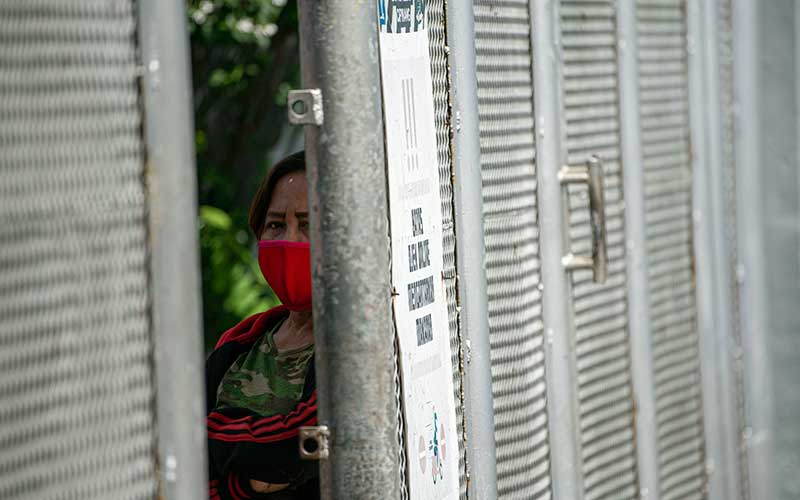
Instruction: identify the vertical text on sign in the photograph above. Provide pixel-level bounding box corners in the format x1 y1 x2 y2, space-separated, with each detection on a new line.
408 239 431 273
416 314 433 346
402 77 420 173
408 275 435 311
411 207 424 236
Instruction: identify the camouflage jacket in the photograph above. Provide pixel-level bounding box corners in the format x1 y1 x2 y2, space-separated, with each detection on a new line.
206 306 319 500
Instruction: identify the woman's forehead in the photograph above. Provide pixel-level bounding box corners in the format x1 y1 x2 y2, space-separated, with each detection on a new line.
268 172 308 209
275 171 306 187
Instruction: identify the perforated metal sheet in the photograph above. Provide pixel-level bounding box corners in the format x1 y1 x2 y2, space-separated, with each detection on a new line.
474 1 552 499
0 2 156 499
559 1 639 499
426 2 468 499
716 0 750 497
393 326 410 500
636 2 706 499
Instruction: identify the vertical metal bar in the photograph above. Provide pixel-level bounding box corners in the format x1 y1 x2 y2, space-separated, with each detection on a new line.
687 1 742 499
703 1 748 497
615 2 660 498
444 3 498 499
530 1 583 498
686 4 727 499
137 1 208 498
732 0 775 498
296 2 401 500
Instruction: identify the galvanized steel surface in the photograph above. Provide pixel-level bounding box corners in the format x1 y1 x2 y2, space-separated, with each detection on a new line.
716 1 751 496
445 0 499 497
733 0 784 498
635 1 706 499
296 1 400 499
0 1 156 498
615 0 660 495
559 1 639 498
687 0 744 498
530 0 584 496
138 0 208 497
755 2 799 497
473 1 552 499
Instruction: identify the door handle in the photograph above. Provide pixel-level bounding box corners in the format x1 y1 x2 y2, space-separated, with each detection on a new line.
558 155 608 284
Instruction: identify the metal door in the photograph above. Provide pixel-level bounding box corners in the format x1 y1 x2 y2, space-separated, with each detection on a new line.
531 1 717 499
473 1 553 499
634 2 706 499
558 2 640 499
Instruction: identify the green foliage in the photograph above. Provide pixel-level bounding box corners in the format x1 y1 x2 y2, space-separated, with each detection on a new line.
199 205 279 352
189 0 300 349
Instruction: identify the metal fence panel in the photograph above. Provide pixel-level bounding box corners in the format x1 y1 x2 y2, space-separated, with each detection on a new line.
426 2 468 498
0 1 156 499
635 2 706 499
473 1 552 499
559 1 640 498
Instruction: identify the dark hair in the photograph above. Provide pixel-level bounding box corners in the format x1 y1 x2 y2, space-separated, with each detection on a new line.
248 150 306 238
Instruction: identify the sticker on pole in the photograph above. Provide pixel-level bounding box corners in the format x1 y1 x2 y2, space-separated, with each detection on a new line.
377 2 459 499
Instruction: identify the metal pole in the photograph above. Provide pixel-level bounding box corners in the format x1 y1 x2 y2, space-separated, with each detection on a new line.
615 2 660 498
686 3 727 499
296 2 401 500
137 1 208 499
687 1 743 498
732 0 775 498
702 1 749 497
444 4 498 499
530 1 583 498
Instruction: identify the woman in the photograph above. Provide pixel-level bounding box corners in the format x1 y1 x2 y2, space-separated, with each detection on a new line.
206 151 319 500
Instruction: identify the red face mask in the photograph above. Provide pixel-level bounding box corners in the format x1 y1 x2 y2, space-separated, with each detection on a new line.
258 240 312 311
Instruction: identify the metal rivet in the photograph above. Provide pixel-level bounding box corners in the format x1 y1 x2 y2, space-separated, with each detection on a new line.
299 425 330 460
288 89 323 126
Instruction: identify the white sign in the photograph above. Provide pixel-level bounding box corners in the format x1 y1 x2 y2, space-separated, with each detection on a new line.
378 2 459 500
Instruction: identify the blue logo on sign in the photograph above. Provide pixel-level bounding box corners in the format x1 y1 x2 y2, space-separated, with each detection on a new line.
378 0 386 26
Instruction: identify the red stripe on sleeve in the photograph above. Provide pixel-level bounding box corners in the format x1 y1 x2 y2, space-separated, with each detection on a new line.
232 472 251 499
207 391 316 428
207 398 316 435
209 479 220 500
207 391 317 442
207 413 317 443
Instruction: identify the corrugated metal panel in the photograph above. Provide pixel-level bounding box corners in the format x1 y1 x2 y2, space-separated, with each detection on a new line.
474 1 552 499
559 1 639 499
717 0 749 497
0 1 156 499
426 2 467 498
635 2 706 499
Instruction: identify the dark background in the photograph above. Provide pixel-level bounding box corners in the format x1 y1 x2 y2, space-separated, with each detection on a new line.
188 0 301 350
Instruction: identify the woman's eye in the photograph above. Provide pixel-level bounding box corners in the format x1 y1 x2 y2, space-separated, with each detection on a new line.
266 222 283 230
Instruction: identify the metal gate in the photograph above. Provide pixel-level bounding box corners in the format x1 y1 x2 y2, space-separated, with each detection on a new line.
635 2 706 499
473 2 552 499
0 2 156 498
469 0 748 499
1 0 789 499
0 1 205 499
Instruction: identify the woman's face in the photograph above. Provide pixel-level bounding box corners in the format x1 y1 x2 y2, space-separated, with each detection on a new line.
260 171 309 242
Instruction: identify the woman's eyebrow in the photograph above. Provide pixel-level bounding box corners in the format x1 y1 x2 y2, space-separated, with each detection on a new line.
295 211 309 219
266 211 286 219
